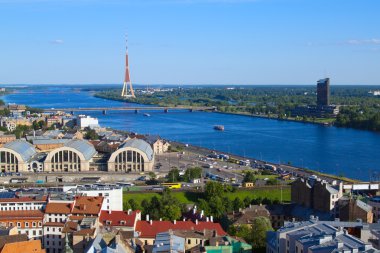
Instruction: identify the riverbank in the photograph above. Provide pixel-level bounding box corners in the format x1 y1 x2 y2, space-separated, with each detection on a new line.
94 92 336 127
170 141 358 184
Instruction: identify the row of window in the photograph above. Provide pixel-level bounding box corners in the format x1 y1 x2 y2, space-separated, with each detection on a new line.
46 226 63 232
8 221 42 228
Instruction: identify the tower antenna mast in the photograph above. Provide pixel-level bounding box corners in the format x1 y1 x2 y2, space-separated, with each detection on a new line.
121 35 135 98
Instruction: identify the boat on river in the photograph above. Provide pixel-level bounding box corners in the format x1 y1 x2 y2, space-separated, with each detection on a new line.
214 125 224 131
144 113 151 117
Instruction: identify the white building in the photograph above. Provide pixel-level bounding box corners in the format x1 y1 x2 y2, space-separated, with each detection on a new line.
77 115 99 129
76 185 123 211
43 199 74 253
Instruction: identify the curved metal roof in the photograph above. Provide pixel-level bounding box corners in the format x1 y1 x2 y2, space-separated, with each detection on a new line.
3 140 37 162
120 139 154 161
64 139 96 161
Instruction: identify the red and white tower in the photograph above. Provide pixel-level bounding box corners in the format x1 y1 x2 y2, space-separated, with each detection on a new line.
121 38 135 98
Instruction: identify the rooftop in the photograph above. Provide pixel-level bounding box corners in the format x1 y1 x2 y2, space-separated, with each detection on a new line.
100 210 140 227
1 239 45 253
45 202 73 214
2 140 37 162
71 196 103 215
135 220 226 238
0 210 44 220
120 139 154 161
64 139 97 160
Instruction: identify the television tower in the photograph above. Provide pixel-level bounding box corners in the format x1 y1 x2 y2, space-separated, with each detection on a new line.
121 37 135 98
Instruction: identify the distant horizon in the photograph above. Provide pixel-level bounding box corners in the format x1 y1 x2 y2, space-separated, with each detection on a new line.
2 83 380 87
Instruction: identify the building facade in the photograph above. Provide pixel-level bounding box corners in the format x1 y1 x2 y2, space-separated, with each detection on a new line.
44 140 97 172
108 139 154 172
317 78 330 107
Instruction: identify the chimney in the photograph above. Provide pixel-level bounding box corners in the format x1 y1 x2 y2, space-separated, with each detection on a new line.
150 220 153 225
108 210 112 214
183 218 186 221
200 210 204 218
193 205 197 214
173 220 176 224
210 216 213 222
128 209 132 215
160 218 162 221
146 214 149 221
249 204 252 208
206 217 209 222
195 219 199 225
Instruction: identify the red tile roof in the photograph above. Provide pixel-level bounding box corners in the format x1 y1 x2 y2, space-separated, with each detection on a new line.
135 220 227 238
0 196 47 203
71 196 103 215
100 210 140 227
1 239 45 253
45 202 72 214
0 210 44 220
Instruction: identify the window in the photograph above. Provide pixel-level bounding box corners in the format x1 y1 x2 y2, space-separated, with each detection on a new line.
17 222 21 228
33 230 36 236
188 239 191 244
9 222 13 227
32 222 36 227
25 222 29 228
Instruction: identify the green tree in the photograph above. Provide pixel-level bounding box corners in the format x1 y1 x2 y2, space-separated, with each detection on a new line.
84 129 99 140
251 217 273 249
128 199 141 211
167 168 180 182
233 197 244 211
183 167 202 182
243 196 252 207
243 171 256 183
204 181 224 200
198 198 211 216
208 196 225 219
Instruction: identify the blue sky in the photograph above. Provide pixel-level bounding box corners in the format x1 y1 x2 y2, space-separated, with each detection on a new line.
0 0 379 85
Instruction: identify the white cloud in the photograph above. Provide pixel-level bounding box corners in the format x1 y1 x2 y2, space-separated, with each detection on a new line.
50 39 64 44
346 39 380 45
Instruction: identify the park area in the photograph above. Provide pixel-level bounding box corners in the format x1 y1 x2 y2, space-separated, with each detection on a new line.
123 186 291 206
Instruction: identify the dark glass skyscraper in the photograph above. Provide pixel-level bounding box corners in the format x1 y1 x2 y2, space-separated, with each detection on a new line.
317 78 330 107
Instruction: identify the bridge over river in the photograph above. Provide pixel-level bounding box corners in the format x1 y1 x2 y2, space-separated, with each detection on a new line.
43 106 216 114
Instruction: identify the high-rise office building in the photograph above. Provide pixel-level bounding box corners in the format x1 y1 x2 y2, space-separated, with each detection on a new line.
317 78 330 106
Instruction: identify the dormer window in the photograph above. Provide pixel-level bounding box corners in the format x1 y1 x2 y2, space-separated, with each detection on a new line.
120 220 126 225
106 220 112 225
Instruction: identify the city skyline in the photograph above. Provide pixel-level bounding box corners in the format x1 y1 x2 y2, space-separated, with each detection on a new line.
1 0 380 85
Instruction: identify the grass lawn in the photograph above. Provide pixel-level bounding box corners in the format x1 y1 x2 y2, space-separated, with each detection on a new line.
123 186 290 206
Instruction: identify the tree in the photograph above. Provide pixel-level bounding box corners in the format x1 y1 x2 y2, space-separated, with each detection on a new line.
208 196 225 219
243 196 252 207
183 167 202 182
198 198 211 216
233 197 244 211
84 129 99 140
204 181 224 200
167 168 180 183
128 199 141 211
243 171 256 183
251 217 273 249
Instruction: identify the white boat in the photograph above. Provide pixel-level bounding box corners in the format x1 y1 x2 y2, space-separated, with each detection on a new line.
144 113 151 117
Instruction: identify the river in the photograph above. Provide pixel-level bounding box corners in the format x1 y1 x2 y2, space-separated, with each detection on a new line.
2 85 380 181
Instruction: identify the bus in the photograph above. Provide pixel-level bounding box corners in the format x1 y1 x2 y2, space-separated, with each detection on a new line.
161 183 182 189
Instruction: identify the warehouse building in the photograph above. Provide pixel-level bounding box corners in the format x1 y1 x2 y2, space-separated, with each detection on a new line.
108 139 154 172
